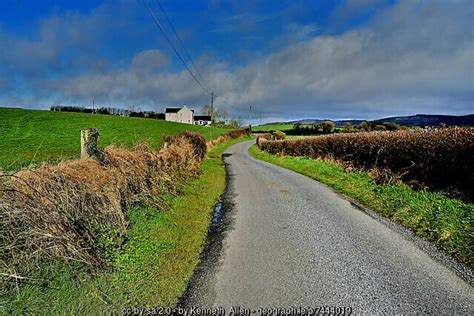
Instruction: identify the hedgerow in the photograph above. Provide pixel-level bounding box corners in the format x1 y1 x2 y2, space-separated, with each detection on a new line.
258 128 474 199
209 127 251 147
0 132 207 273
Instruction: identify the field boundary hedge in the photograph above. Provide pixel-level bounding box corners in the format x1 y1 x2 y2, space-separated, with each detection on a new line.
209 127 251 147
257 128 474 200
0 132 207 273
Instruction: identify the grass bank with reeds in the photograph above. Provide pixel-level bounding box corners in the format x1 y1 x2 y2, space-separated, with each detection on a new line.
0 125 251 312
249 145 473 267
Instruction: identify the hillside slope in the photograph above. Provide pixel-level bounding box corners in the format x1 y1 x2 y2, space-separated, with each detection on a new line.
0 108 227 171
375 114 474 126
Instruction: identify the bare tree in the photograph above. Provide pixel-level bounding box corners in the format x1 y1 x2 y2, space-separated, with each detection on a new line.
214 107 229 123
201 105 211 115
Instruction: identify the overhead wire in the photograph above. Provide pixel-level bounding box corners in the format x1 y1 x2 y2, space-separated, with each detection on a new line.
141 0 238 115
214 94 233 108
140 0 211 95
155 0 209 91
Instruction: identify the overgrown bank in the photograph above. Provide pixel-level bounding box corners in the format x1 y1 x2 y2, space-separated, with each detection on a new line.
249 145 473 267
0 127 251 313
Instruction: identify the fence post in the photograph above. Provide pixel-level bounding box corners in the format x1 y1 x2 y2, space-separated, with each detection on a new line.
81 128 100 159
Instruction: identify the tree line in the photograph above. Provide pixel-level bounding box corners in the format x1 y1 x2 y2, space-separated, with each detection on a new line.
50 105 170 119
286 121 404 135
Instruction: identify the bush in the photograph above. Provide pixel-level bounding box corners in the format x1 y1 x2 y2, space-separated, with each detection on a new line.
272 130 286 140
321 121 335 134
210 127 250 147
256 133 272 147
165 131 207 161
225 127 251 140
259 128 474 199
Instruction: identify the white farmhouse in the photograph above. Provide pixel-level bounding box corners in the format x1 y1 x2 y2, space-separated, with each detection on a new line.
165 106 194 124
194 115 212 126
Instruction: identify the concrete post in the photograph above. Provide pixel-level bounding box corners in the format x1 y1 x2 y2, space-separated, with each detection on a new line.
80 128 100 159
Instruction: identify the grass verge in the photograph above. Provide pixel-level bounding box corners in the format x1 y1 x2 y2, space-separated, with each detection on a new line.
249 145 473 267
0 136 252 313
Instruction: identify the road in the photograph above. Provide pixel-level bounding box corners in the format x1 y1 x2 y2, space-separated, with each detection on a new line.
182 140 473 314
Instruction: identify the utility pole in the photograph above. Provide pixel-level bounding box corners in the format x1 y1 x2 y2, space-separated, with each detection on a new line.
249 105 252 131
210 92 214 142
92 98 95 114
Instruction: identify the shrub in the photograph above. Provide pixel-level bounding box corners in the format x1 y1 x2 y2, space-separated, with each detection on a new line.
210 127 250 147
225 127 251 140
259 127 474 199
272 130 286 140
165 131 207 161
256 133 272 148
321 121 335 134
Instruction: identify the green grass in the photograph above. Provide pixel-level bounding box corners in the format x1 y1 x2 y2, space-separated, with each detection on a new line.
253 124 341 133
1 135 253 314
0 107 228 171
285 135 309 139
254 124 347 133
254 124 300 131
249 145 474 267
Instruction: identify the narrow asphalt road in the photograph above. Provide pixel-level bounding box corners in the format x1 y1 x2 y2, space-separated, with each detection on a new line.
183 140 473 314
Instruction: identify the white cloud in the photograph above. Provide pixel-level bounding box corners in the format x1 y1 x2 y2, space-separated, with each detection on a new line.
1 0 473 120
131 50 170 79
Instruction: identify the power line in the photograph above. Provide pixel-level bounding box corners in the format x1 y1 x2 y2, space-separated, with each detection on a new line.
141 0 237 112
140 0 210 95
156 0 208 90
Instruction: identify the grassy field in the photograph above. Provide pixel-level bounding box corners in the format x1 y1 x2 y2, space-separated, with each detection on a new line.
249 145 473 267
0 107 228 171
1 135 253 313
253 124 332 133
253 124 298 131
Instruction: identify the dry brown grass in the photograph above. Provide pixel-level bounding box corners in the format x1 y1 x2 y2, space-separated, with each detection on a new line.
0 132 206 272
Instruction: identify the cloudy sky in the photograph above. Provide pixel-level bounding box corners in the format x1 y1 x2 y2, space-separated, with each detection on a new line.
0 0 472 123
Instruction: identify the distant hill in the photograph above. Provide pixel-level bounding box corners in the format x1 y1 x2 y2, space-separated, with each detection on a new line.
374 114 474 126
263 114 474 127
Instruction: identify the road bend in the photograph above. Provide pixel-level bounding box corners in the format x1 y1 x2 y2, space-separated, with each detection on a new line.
182 140 473 314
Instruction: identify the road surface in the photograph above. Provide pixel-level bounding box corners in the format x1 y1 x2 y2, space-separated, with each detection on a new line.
182 140 473 314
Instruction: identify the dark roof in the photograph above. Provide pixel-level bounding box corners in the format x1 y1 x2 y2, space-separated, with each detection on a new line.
165 107 195 113
194 115 211 120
